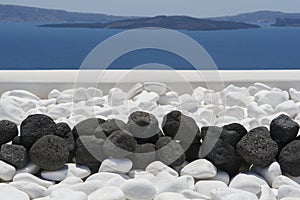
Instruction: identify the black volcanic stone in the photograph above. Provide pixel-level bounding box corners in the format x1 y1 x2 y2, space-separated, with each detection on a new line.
29 135 69 171
130 143 156 169
199 126 236 165
184 142 201 162
127 111 160 143
101 119 129 137
162 111 200 145
0 144 29 169
218 154 246 177
236 128 278 167
20 114 56 148
75 136 106 170
103 130 137 158
156 137 186 167
270 114 299 145
72 118 106 140
55 123 76 161
136 128 162 145
223 123 247 138
0 120 18 145
279 140 300 176
249 126 270 137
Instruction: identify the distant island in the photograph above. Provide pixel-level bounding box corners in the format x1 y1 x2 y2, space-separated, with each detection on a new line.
0 4 133 23
39 16 259 31
273 18 300 27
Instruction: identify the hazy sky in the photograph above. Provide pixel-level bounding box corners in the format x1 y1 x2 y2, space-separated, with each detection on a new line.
1 0 300 17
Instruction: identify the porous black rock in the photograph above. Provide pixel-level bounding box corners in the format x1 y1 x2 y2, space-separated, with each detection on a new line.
103 130 137 158
29 135 69 171
127 111 160 143
279 140 300 176
101 119 129 137
136 128 163 145
270 114 299 145
20 114 56 148
72 118 106 140
218 154 246 177
75 135 106 172
130 143 156 169
184 142 201 162
223 123 247 139
0 120 18 145
199 126 236 165
55 123 76 161
236 128 278 167
0 144 29 169
249 126 270 137
162 111 200 145
156 137 186 167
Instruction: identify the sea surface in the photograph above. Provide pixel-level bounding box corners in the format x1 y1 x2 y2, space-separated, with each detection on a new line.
0 23 300 70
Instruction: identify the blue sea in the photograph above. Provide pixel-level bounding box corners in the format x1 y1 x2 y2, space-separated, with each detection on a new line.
0 23 300 70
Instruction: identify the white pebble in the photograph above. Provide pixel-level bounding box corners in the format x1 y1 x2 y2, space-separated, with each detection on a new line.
278 185 300 199
251 161 282 186
154 192 185 200
67 164 91 179
229 173 267 194
0 160 16 181
69 181 103 195
121 179 157 200
99 158 133 174
218 106 246 120
13 173 54 188
16 162 40 175
275 100 299 118
108 88 126 106
180 189 210 199
223 92 251 107
289 88 300 102
194 180 227 196
9 181 46 199
260 185 276 200
0 184 29 200
256 90 288 108
144 82 167 95
272 175 300 189
146 161 178 176
89 186 125 200
180 159 217 179
208 170 230 185
134 91 160 104
41 166 68 181
50 188 88 200
158 91 179 105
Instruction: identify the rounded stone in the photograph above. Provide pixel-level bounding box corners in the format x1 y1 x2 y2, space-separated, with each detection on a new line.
162 111 200 145
72 118 106 140
130 143 156 169
20 114 56 148
279 140 300 176
55 122 71 138
100 119 129 137
0 144 29 169
29 135 69 171
103 130 137 158
55 123 76 161
0 120 18 145
236 130 278 167
127 111 160 143
270 114 299 145
223 123 247 138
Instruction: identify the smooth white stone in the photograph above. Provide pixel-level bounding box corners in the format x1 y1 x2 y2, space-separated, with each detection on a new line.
256 90 288 108
108 88 126 106
2 90 40 100
60 176 83 185
0 184 29 200
72 88 89 102
275 100 299 118
85 172 124 184
0 98 25 124
223 85 249 96
203 92 222 105
208 170 230 185
126 83 144 100
180 189 210 199
195 180 227 197
46 184 70 195
240 118 260 131
281 198 300 200
67 164 91 179
39 99 56 107
145 161 178 176
41 166 68 181
215 116 239 126
154 192 185 200
223 92 251 107
278 185 300 199
192 87 206 103
210 188 258 200
13 173 54 188
254 83 272 91
152 171 177 194
196 108 217 124
34 196 51 200
138 100 157 111
251 161 282 186
159 175 194 193
99 158 133 174
69 181 103 195
89 186 125 200
218 106 246 120
180 159 217 179
178 94 199 112
9 181 46 199
85 97 105 106
134 91 160 104
229 173 267 194
48 89 61 99
0 160 16 181
158 91 179 105
287 175 300 185
272 175 300 189
121 179 157 200
104 176 127 188
204 104 224 116
260 185 276 200
247 102 267 118
260 104 274 115
133 171 156 181
16 162 40 175
56 94 73 104
50 189 88 200
144 82 167 95
85 87 103 98
290 88 300 102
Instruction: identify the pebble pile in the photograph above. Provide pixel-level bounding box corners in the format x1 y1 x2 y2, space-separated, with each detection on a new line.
0 82 300 199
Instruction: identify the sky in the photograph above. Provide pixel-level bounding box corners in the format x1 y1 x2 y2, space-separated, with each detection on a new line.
1 0 300 17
